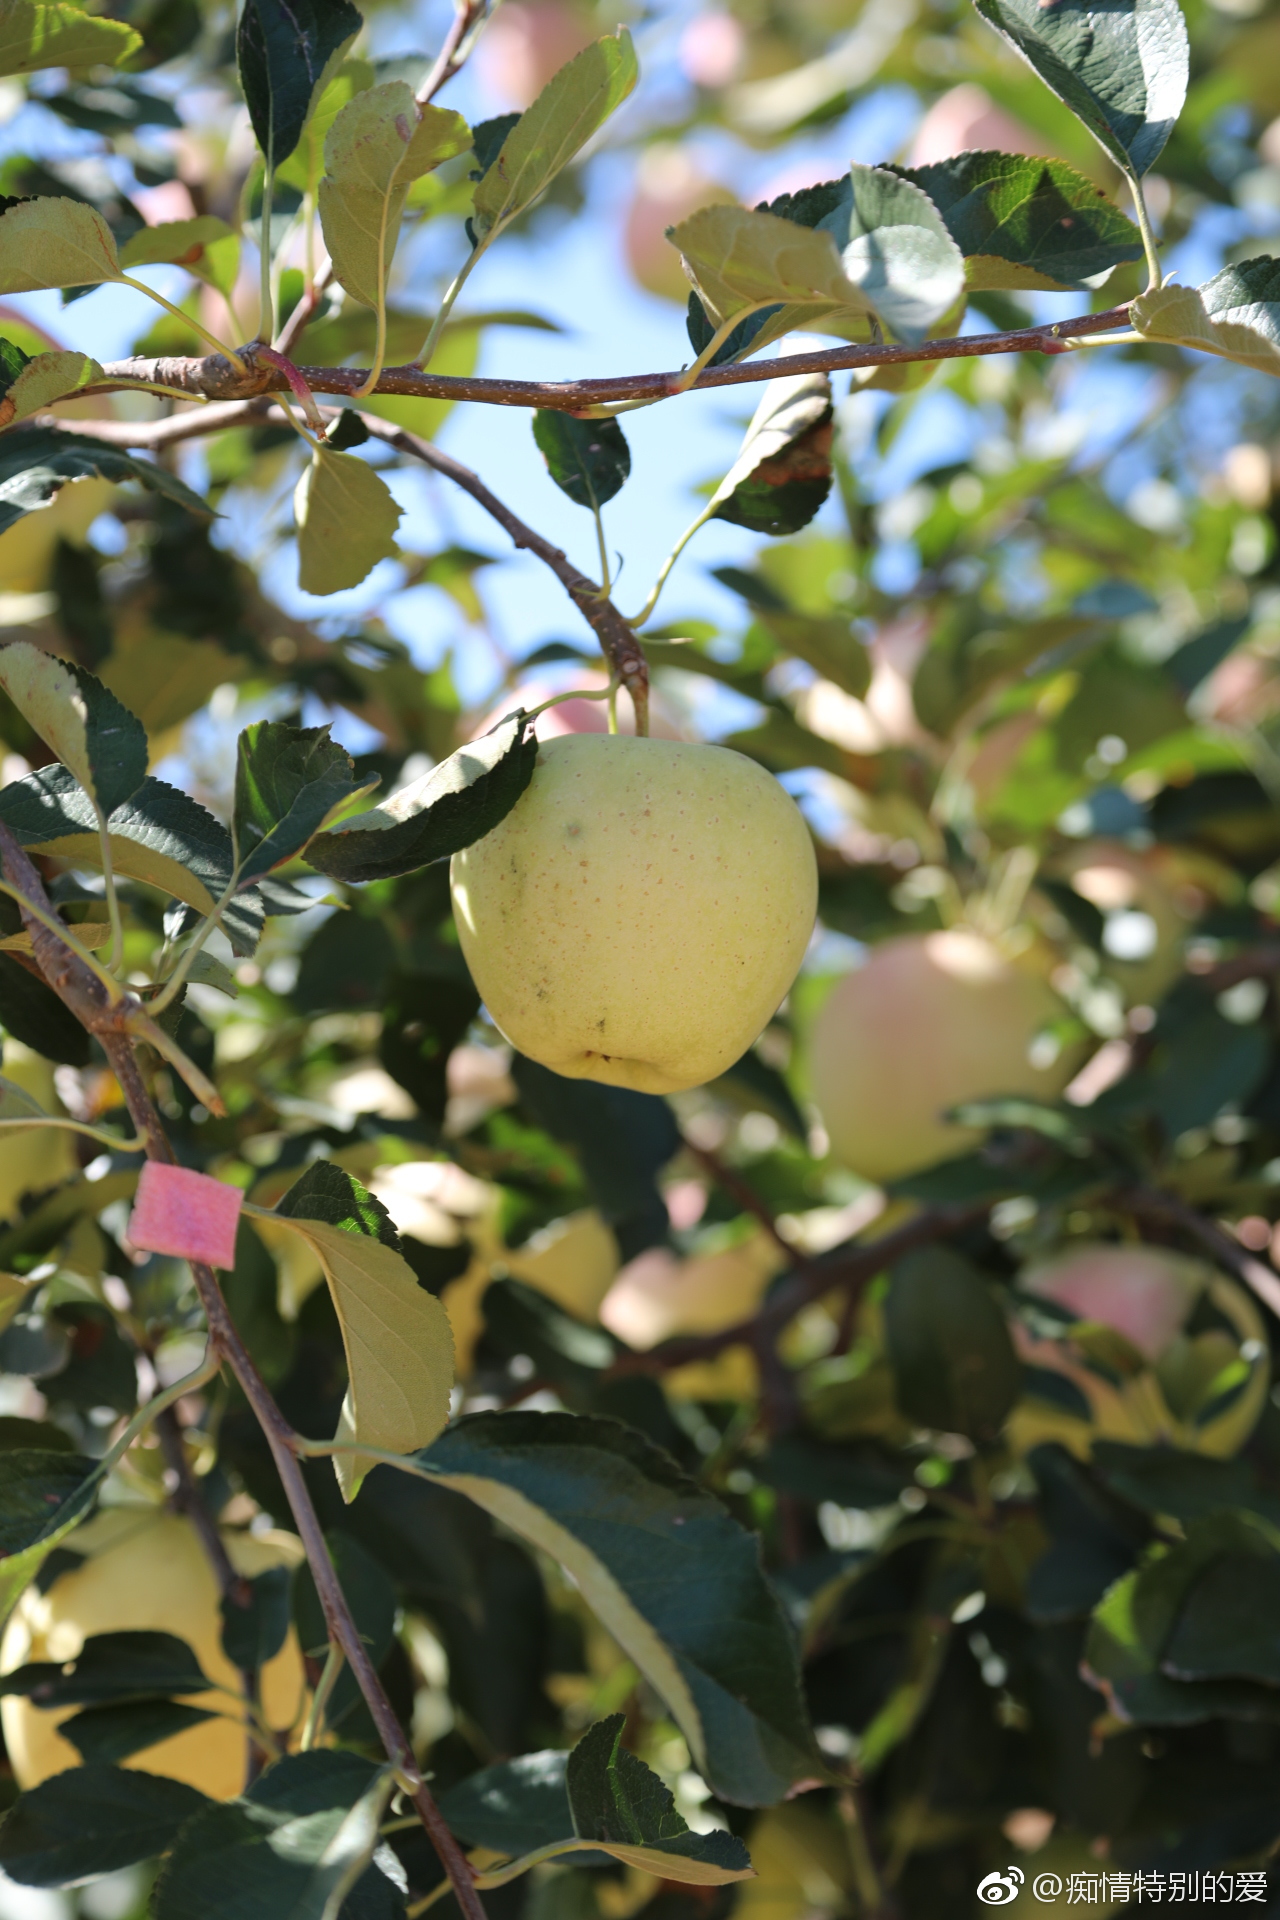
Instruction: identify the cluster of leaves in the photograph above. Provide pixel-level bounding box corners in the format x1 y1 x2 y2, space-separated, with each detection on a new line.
7 0 1280 1914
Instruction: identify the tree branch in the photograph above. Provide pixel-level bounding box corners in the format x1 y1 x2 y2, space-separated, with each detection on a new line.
79 305 1128 414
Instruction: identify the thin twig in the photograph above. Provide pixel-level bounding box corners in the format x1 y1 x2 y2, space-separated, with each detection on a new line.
76 305 1129 413
1124 1185 1280 1322
418 0 488 104
682 1136 799 1261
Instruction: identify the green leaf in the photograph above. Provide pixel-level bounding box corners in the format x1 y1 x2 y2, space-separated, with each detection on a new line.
276 1159 400 1244
0 332 29 388
233 720 363 881
414 1410 823 1805
1163 1550 1280 1686
439 1751 575 1856
532 411 631 511
471 31 638 244
61 1700 218 1766
0 643 147 816
0 195 123 293
0 1069 47 1126
293 1532 394 1731
0 0 141 76
0 425 212 538
0 1766 210 1889
152 1753 399 1920
755 609 870 700
0 764 269 956
0 1449 100 1624
1131 258 1280 374
0 951 93 1063
566 1714 753 1883
236 0 362 167
884 1248 1020 1445
973 0 1188 180
0 1629 213 1704
305 712 538 883
257 1164 453 1500
119 216 240 299
709 371 832 537
0 350 102 426
221 1567 293 1672
670 205 872 357
318 84 470 310
896 151 1144 291
294 446 402 595
815 164 966 345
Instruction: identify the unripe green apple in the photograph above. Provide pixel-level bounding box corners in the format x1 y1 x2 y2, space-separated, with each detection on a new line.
810 929 1073 1183
450 735 817 1094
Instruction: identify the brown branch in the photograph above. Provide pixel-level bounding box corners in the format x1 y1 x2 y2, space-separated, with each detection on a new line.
682 1136 799 1262
355 412 650 727
0 836 488 1920
418 0 488 104
1123 1185 1280 1322
81 304 1130 414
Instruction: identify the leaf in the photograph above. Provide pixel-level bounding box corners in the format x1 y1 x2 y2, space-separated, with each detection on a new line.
819 164 967 344
0 1449 101 1623
0 0 141 76
0 951 93 1063
471 31 639 243
0 764 268 956
0 643 146 817
119 217 240 299
0 425 211 538
222 1566 293 1671
319 84 470 310
0 196 123 293
0 350 102 427
233 720 363 881
305 713 538 883
755 610 870 699
884 1248 1020 1445
259 1164 453 1500
438 1751 576 1856
152 1752 400 1920
294 447 402 596
1131 258 1280 375
415 1410 823 1805
0 1069 46 1127
566 1714 754 1883
973 0 1189 180
236 0 362 167
532 411 631 510
896 152 1144 292
0 1629 213 1704
709 372 832 537
670 205 873 356
0 1766 209 1889
61 1699 219 1765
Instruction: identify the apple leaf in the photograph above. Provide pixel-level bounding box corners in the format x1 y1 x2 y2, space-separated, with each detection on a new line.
1131 259 1280 375
261 1163 454 1501
709 371 832 537
294 446 402 595
151 1753 398 1920
0 763 283 955
0 1072 46 1129
0 643 147 817
670 204 873 356
413 1410 823 1805
471 32 639 244
0 426 211 538
0 1450 102 1627
305 711 539 883
565 1714 754 1884
532 411 631 510
814 164 965 345
896 151 1144 292
755 610 871 700
0 1767 209 1890
276 59 373 197
0 0 141 76
236 0 362 167
319 84 470 311
233 719 364 881
0 951 93 1063
119 217 240 300
60 1701 219 1767
0 1630 214 1705
973 0 1188 181
0 196 123 294
0 349 102 427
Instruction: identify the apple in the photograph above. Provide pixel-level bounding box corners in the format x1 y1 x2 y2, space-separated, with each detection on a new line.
450 735 818 1095
1 1510 306 1798
599 1230 783 1348
474 0 596 109
623 148 735 304
1019 1243 1203 1362
810 930 1073 1184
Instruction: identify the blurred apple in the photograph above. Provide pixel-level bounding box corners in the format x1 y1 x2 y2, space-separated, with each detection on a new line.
624 146 736 304
1020 1243 1203 1362
810 930 1074 1184
475 0 597 109
504 1208 620 1319
600 1228 784 1347
451 735 818 1094
678 12 746 89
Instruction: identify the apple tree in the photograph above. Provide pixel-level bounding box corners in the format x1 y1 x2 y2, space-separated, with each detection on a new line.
3 0 1280 1912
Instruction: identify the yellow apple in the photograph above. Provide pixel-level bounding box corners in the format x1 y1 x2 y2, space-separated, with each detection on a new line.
1 1508 307 1799
450 735 817 1095
810 930 1073 1184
